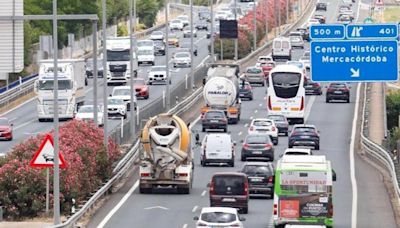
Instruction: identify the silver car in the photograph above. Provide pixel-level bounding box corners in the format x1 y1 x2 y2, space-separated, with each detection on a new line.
244 67 265 86
289 32 304 49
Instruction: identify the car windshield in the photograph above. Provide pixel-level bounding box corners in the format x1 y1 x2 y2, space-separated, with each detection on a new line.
272 72 301 98
113 89 130 96
205 111 224 118
108 99 124 105
86 59 103 68
201 212 236 223
243 165 273 175
0 119 9 125
294 127 316 133
175 53 189 58
267 115 285 121
261 62 275 67
79 106 94 113
213 175 245 195
287 62 303 68
171 19 181 24
245 135 271 144
107 50 130 61
247 68 262 74
38 80 72 90
253 120 272 126
151 66 166 72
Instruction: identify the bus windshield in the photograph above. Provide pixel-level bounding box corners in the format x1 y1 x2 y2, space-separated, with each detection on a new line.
271 72 301 98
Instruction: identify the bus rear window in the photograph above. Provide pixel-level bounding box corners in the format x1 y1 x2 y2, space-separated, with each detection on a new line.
272 72 301 98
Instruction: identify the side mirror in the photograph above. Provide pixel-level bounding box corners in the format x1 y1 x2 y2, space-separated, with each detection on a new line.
332 169 337 181
109 94 112 97
193 216 199 221
10 123 14 127
239 216 246 222
206 182 210 188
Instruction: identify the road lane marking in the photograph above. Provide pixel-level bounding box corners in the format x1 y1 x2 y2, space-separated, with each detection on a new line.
97 180 139 228
254 110 258 113
238 131 242 136
24 132 42 135
304 95 316 122
194 35 206 45
201 190 207 197
144 206 169 210
8 117 17 122
350 84 360 228
250 116 253 120
259 103 262 107
14 119 36 131
182 224 188 228
263 96 267 100
192 205 198 213
244 123 248 128
1 97 36 116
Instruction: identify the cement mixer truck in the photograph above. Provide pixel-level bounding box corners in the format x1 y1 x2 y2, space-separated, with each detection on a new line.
139 114 194 194
201 64 241 124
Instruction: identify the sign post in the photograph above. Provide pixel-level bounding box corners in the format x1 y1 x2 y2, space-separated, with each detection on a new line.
310 24 399 82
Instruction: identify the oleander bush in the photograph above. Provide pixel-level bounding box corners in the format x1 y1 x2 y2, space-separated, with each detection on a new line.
0 120 121 220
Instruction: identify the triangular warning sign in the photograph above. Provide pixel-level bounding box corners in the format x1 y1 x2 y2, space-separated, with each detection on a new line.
29 134 67 169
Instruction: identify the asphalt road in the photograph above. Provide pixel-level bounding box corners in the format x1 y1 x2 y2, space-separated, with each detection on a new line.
87 0 398 227
0 5 212 155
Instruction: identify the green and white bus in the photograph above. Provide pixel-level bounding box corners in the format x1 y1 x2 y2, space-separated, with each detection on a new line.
273 155 336 227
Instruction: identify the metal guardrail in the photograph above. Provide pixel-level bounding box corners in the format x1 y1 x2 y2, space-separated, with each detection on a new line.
360 83 400 201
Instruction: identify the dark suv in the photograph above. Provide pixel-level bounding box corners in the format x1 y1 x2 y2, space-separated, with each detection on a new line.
241 134 274 161
316 2 327 11
202 110 228 132
288 124 320 150
326 83 350 103
209 172 249 214
241 162 275 199
304 81 322 95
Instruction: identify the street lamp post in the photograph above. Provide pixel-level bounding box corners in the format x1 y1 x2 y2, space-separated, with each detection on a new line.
102 0 108 150
210 0 215 63
165 1 171 110
234 0 238 61
253 0 256 51
129 0 136 139
190 0 194 89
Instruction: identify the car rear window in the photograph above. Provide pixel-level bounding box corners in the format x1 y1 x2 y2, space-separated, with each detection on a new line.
247 68 262 74
243 165 273 175
253 120 272 126
330 83 346 88
294 127 315 133
245 135 271 144
273 41 281 48
267 115 285 121
205 111 225 118
282 41 289 48
201 212 236 223
213 175 246 195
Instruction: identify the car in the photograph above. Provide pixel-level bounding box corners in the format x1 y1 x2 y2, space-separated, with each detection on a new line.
107 97 127 119
179 42 198 56
198 10 211 22
289 32 304 48
304 81 322 95
256 55 273 66
281 148 312 157
153 40 166 55
85 58 104 78
149 31 164 40
208 172 249 214
215 11 229 20
338 4 351 13
259 61 276 82
167 33 180 47
133 78 149 99
299 51 310 70
111 86 136 111
244 66 265 86
173 51 191 68
0 118 13 141
316 2 327 11
240 162 275 198
147 65 169 85
169 19 184 31
194 207 245 228
177 15 190 26
272 37 292 61
75 105 104 126
266 114 289 136
239 80 253 100
241 134 274 161
326 82 350 103
137 39 154 49
137 46 155 66
248 118 279 145
200 133 235 167
306 18 320 28
314 14 326 24
288 124 320 150
296 27 310 42
337 14 353 24
195 20 208 30
183 26 197 38
201 110 228 132
340 9 355 20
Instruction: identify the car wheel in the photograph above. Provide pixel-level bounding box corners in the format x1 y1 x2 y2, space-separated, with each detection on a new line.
315 145 320 150
285 132 288 136
249 96 253 100
241 206 248 214
346 98 350 103
202 127 205 132
273 138 278 145
241 154 246 161
139 186 152 194
145 94 149 99
223 127 227 133
229 159 235 167
148 81 152 85
326 98 330 103
288 144 293 148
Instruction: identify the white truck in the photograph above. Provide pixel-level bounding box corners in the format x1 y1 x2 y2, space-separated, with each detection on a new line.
201 64 241 124
106 37 137 85
139 114 194 194
35 59 86 122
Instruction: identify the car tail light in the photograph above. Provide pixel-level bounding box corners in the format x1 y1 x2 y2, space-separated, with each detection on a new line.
272 126 276 131
268 176 274 183
141 173 150 177
300 96 304 111
228 107 238 114
197 222 207 226
267 96 272 110
243 143 250 149
178 173 188 177
210 179 215 195
315 83 320 87
231 223 241 227
244 180 249 195
264 144 272 149
273 204 278 215
343 88 349 92
249 126 254 131
328 203 333 217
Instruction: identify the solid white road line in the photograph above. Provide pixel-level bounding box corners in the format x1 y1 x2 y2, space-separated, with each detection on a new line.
97 180 139 228
304 95 316 122
350 84 360 228
201 190 207 197
192 205 199 213
244 123 248 128
1 97 36 116
182 224 188 228
250 116 253 120
238 131 242 136
14 119 36 131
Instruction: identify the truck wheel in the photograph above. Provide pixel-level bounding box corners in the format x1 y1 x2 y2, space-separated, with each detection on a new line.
241 206 248 214
202 127 205 132
178 185 190 194
229 159 235 167
273 138 278 145
139 186 152 194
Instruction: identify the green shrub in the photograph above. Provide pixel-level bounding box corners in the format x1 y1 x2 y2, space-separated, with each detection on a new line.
386 91 400 131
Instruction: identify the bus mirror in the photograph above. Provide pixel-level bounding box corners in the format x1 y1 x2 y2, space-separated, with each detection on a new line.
332 169 337 181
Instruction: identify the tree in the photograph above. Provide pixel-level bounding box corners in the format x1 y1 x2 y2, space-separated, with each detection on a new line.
137 0 159 28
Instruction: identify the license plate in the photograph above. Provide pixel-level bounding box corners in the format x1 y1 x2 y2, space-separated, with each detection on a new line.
252 151 262 154
240 94 245 97
208 153 218 156
250 178 263 182
334 91 342 94
222 198 236 202
210 120 219 123
300 135 310 139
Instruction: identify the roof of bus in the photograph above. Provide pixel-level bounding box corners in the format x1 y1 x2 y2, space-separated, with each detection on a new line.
278 155 330 171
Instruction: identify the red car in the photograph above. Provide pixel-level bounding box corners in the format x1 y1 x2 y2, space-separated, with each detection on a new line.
259 61 276 81
0 118 13 141
133 78 149 99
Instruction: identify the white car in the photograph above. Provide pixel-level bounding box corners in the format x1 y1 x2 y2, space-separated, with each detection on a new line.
177 15 190 26
215 11 229 20
148 65 169 85
194 207 245 228
169 19 184 30
248 118 279 145
107 97 127 119
137 46 155 66
256 55 273 66
299 56 310 71
183 26 197 38
150 31 164 40
173 51 191 68
111 86 137 111
307 18 320 28
75 105 104 126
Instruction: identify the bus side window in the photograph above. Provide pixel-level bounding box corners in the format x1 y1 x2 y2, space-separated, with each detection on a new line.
332 169 337 181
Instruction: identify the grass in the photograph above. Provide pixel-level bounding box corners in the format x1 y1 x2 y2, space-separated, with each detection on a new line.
383 7 400 23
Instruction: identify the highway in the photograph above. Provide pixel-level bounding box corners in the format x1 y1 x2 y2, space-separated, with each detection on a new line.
0 5 212 155
86 0 398 227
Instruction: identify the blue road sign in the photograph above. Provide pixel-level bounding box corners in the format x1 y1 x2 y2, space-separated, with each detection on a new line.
347 24 398 39
310 25 345 40
310 40 398 82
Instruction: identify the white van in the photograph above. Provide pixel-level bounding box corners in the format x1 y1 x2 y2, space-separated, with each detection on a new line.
137 46 155 66
272 37 292 61
200 133 235 167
